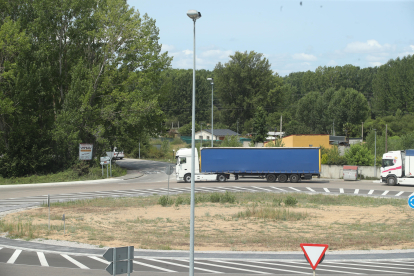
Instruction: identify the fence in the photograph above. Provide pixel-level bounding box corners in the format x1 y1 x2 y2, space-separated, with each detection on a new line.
321 164 381 179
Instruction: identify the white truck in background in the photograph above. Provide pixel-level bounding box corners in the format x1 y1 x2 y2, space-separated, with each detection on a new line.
381 149 414 185
112 147 124 160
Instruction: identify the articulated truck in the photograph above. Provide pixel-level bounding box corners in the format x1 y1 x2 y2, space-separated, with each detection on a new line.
175 147 321 183
381 149 414 185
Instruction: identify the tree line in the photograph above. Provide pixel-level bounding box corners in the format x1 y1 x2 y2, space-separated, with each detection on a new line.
1 0 413 177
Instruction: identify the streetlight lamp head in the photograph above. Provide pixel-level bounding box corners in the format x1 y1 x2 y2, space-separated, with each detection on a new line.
207 77 214 84
187 10 201 20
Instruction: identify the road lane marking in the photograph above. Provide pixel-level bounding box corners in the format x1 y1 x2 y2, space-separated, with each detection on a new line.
61 254 89 269
306 187 316 192
354 189 359 194
252 186 274 192
225 260 308 274
89 256 109 264
340 188 344 193
133 260 176 272
334 260 414 271
194 260 268 274
382 190 389 195
331 261 412 274
408 192 414 197
251 260 361 274
270 186 287 192
37 252 49 266
282 261 365 274
368 190 374 195
146 258 222 273
289 187 301 191
395 191 404 196
7 249 22 264
323 188 330 193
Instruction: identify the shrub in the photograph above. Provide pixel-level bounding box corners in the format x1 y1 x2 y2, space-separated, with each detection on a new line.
284 196 298 206
220 191 236 203
210 193 221 203
158 196 174 207
345 143 374 166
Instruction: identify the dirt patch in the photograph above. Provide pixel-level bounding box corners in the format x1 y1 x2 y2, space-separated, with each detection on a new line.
2 203 413 251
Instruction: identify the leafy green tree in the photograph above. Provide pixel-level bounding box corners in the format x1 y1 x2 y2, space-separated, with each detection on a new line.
327 88 369 136
252 106 267 143
220 136 242 147
214 51 279 133
345 144 373 166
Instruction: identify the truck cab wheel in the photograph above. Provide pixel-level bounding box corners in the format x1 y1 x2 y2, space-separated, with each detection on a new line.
217 174 227 182
278 174 288 183
387 176 397 186
266 174 276 182
184 173 191 183
290 174 299 183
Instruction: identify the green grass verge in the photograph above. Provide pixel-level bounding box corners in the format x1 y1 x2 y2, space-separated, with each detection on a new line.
0 163 127 185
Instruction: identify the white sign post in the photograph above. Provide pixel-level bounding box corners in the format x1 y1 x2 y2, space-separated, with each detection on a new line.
300 243 328 276
79 143 93 160
106 152 115 177
100 157 111 178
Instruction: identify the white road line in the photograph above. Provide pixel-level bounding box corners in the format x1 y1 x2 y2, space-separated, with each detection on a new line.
382 190 389 195
368 190 374 195
37 252 49 266
340 188 344 193
323 188 330 193
133 260 176 272
61 254 89 269
252 186 273 192
408 192 414 197
7 249 22 264
89 256 109 264
270 186 287 192
333 260 414 271
195 260 268 274
282 261 365 274
251 260 359 275
289 187 301 191
229 260 308 274
395 191 404 196
306 187 316 192
146 258 222 273
232 186 259 192
172 259 224 273
354 189 359 194
331 261 412 274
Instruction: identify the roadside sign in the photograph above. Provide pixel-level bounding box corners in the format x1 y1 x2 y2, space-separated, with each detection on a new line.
101 157 111 162
105 260 133 275
103 246 134 276
165 165 174 175
79 143 93 160
300 243 328 270
409 195 414 209
103 246 134 262
106 152 115 159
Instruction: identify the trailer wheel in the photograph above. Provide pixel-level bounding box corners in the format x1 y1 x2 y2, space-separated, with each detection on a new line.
184 173 191 183
217 174 227 182
387 176 397 186
290 174 299 183
266 174 276 182
278 174 288 183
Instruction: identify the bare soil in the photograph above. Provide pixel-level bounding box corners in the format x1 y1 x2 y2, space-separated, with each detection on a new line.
2 203 413 251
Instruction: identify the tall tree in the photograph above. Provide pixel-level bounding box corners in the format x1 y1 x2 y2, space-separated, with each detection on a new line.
214 51 278 133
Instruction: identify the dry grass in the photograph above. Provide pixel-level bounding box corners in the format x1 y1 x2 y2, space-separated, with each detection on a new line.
1 192 413 251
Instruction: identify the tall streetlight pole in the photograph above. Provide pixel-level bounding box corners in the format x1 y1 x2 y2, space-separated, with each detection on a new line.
374 129 377 178
207 78 214 147
187 9 201 276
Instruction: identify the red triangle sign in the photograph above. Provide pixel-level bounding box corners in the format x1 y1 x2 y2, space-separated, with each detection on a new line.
300 243 328 270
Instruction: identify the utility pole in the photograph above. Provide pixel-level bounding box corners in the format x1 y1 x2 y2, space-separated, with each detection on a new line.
385 124 388 153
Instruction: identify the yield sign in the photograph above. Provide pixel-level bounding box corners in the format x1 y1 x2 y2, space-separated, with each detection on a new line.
300 243 328 270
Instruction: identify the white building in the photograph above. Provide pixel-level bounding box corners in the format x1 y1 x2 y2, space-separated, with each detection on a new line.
194 129 239 141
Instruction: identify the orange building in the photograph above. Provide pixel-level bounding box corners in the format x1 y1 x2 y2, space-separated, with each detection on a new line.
281 134 333 149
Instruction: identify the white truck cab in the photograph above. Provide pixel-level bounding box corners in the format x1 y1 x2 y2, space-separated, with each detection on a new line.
175 148 224 182
381 150 414 185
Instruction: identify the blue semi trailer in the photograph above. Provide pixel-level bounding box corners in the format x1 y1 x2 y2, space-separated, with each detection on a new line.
175 147 321 183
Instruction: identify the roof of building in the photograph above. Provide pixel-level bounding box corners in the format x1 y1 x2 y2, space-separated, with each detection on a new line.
198 129 239 136
282 134 329 139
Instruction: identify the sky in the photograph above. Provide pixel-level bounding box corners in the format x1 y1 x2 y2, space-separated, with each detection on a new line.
128 0 414 76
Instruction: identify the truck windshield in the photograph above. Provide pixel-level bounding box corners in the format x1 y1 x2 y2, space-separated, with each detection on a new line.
382 159 394 167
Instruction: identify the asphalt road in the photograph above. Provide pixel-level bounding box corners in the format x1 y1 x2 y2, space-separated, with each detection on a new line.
1 158 414 276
